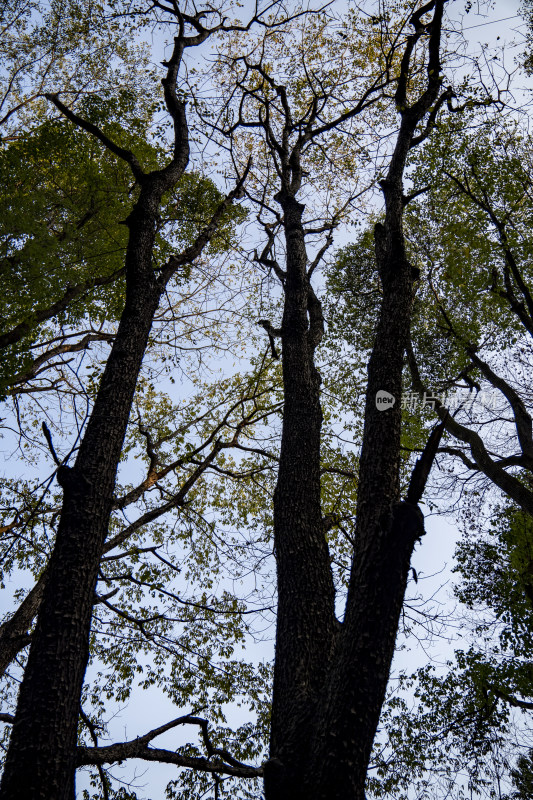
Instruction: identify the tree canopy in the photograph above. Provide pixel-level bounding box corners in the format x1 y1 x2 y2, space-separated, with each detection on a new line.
2 2 533 800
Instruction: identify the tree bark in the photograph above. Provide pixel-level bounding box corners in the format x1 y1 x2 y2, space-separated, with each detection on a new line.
0 185 166 800
265 192 337 800
265 4 446 798
307 199 423 797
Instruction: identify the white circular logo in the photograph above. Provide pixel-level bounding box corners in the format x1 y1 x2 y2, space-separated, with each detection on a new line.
375 390 396 411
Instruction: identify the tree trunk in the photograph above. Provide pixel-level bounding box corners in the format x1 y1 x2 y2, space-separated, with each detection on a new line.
307 186 422 798
266 4 446 796
0 187 165 800
265 192 337 800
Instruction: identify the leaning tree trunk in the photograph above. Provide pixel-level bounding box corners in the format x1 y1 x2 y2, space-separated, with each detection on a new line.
0 187 166 800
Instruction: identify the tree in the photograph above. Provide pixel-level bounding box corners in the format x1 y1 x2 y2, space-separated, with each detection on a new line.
324 69 533 798
403 115 533 518
0 2 259 797
0 0 147 138
206 1 464 797
0 2 506 799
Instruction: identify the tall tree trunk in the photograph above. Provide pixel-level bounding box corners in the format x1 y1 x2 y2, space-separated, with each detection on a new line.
0 186 165 800
306 3 446 795
265 4 446 798
308 159 423 799
265 192 337 800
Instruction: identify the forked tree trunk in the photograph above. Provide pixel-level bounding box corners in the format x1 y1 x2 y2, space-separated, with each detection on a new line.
265 3 446 798
265 154 423 800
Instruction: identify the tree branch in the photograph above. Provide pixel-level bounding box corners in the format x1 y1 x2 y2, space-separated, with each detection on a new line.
160 159 251 282
407 342 533 517
44 94 144 181
0 269 124 351
0 572 47 678
76 715 263 778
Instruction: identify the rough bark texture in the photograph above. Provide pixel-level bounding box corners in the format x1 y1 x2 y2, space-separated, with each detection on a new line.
306 207 423 796
0 185 165 800
266 193 337 800
307 114 426 797
265 3 446 798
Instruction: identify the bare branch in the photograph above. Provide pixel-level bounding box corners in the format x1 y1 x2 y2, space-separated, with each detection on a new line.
76 715 263 778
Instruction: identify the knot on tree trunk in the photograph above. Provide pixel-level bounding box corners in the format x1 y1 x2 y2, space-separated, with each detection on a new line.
263 757 286 798
274 190 305 214
391 500 425 544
